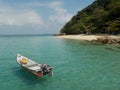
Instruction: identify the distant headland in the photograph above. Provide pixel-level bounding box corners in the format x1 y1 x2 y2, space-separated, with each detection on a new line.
56 0 120 44
60 0 120 35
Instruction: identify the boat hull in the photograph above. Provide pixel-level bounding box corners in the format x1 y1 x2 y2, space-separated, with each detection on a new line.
17 54 53 77
20 65 43 77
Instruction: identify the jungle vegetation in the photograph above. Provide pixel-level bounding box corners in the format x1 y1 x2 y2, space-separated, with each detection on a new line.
60 0 120 35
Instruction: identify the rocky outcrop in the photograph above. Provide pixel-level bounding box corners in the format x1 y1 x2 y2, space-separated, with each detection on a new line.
94 36 120 44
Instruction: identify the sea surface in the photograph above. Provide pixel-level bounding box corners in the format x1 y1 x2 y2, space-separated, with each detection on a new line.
0 34 120 90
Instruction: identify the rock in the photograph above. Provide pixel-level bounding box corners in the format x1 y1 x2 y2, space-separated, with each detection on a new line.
95 36 120 44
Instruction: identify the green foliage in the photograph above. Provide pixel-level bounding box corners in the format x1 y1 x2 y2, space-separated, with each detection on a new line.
60 0 120 35
106 18 120 34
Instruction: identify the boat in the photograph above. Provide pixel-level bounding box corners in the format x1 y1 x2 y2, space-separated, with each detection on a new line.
17 54 53 77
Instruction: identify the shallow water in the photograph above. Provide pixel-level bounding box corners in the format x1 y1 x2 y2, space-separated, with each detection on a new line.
0 35 120 90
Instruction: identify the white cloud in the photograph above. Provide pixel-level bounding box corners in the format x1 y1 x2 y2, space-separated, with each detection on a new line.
48 1 62 8
0 1 74 34
17 1 62 8
49 8 73 24
18 11 43 25
0 7 43 26
0 1 73 25
15 1 73 24
43 1 73 24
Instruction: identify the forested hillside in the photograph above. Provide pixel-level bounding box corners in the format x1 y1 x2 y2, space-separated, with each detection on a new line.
60 0 120 35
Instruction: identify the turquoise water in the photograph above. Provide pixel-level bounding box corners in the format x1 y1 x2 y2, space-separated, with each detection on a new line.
0 35 120 90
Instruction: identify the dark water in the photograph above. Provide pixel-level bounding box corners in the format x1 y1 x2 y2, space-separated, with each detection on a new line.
0 35 120 90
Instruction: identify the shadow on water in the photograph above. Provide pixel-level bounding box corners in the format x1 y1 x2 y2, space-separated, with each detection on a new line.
12 67 51 86
116 46 120 49
62 39 104 46
105 47 114 51
105 46 120 52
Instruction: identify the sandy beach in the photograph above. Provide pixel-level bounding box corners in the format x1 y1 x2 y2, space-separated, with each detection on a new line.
57 34 120 42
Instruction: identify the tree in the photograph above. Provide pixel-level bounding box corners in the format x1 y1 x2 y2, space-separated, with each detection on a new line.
60 0 120 35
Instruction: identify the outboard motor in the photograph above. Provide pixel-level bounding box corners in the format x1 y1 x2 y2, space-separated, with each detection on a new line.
47 66 53 76
41 64 53 76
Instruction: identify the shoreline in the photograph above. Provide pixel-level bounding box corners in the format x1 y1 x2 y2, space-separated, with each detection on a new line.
56 34 120 44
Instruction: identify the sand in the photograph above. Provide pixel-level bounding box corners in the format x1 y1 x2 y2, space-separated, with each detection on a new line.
57 34 120 41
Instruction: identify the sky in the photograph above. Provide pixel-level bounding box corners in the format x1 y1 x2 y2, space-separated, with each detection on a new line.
0 0 95 35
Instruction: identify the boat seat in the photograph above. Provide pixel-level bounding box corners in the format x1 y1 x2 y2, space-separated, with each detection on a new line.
24 63 38 67
24 63 42 71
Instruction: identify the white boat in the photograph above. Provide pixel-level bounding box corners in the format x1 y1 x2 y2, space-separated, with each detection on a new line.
17 54 53 77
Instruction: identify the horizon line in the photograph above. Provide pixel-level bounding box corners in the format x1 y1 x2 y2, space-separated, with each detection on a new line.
0 33 58 36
